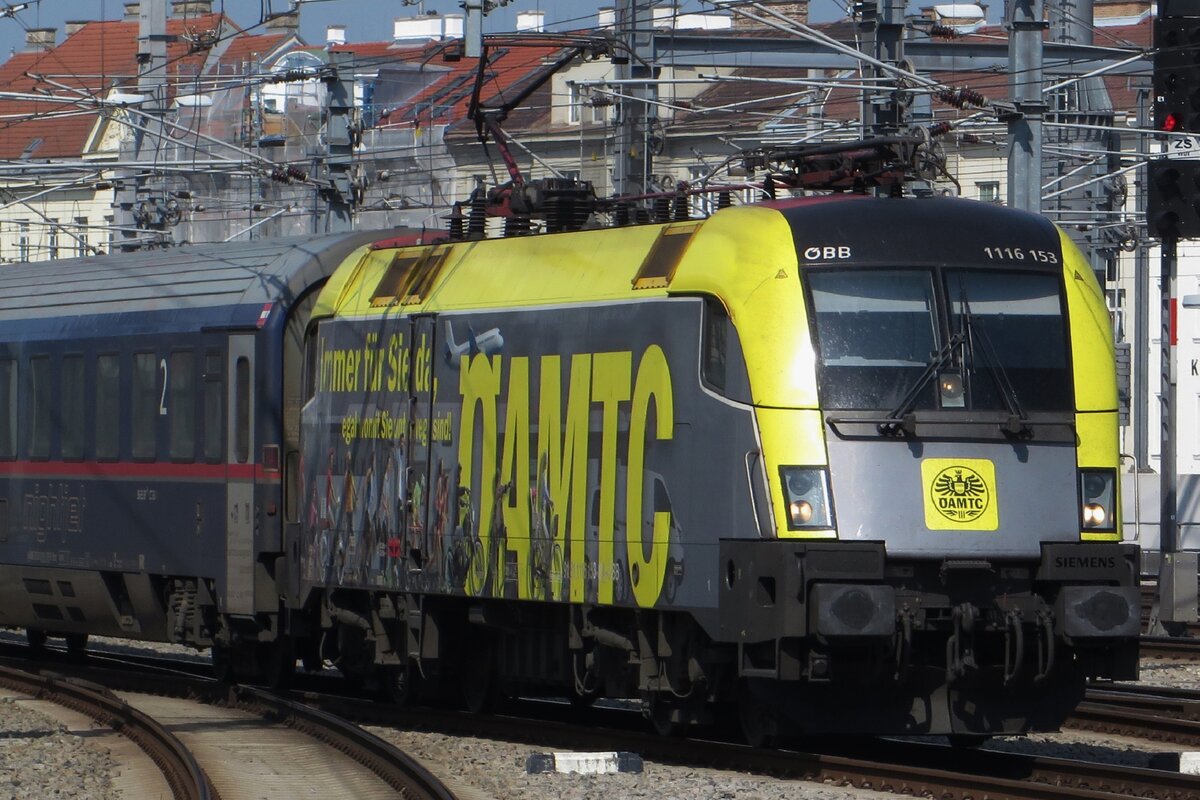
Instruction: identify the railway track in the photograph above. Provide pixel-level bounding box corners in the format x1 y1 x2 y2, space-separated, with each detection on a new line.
0 654 459 800
0 663 216 800
11 638 1200 800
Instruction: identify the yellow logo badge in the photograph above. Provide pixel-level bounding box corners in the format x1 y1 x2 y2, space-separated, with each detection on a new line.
921 458 998 531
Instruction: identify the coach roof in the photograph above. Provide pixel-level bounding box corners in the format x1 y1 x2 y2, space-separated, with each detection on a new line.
0 229 404 336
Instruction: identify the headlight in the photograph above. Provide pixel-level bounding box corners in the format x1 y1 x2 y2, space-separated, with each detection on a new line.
780 467 834 530
1079 469 1116 531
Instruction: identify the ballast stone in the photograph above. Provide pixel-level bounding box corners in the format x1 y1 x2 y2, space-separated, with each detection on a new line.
525 751 644 774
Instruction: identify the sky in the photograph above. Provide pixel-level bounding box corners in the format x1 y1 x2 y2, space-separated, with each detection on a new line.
0 0 869 59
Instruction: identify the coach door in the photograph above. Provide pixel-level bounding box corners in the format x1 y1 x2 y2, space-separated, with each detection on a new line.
225 335 255 615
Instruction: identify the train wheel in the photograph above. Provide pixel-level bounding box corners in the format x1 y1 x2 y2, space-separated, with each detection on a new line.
643 695 681 737
211 643 236 683
299 636 323 673
459 638 496 714
64 633 88 662
259 639 295 689
384 663 411 706
25 628 46 654
737 681 773 748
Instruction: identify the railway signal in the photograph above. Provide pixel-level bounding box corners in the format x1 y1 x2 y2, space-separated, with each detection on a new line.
1154 1 1200 134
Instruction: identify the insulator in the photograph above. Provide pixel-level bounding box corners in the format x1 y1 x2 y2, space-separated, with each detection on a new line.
936 87 988 110
467 191 487 238
929 24 958 38
504 216 530 237
672 193 689 221
615 203 630 226
929 122 953 138
763 175 776 200
653 195 671 222
717 190 732 209
448 202 465 239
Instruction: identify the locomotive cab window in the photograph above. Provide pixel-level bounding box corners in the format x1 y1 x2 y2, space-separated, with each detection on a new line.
806 268 1071 413
807 270 938 410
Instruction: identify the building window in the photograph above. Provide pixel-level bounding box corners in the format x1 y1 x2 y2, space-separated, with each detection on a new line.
47 219 59 260
75 217 89 257
104 215 114 254
567 83 581 124
591 93 609 123
977 181 1000 203
16 221 29 262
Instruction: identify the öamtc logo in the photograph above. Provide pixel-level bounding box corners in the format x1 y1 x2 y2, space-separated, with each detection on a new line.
930 465 990 523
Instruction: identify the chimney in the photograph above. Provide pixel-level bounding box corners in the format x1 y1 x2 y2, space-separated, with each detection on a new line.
326 24 347 47
266 10 300 31
393 15 444 42
64 20 90 37
598 8 616 28
123 2 140 20
516 10 545 31
732 0 808 28
24 28 56 51
171 0 213 17
443 14 464 38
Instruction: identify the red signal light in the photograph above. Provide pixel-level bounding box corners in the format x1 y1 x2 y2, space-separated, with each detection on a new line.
1165 111 1182 132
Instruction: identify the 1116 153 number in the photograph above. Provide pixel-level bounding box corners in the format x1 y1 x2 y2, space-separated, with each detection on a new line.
983 246 1058 264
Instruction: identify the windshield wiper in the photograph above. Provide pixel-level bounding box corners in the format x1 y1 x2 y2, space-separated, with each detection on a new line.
961 311 1032 437
878 332 964 436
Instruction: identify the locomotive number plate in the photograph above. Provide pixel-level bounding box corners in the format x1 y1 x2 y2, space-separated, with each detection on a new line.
921 458 999 531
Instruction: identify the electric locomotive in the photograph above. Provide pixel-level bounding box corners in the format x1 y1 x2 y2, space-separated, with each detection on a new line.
299 194 1138 739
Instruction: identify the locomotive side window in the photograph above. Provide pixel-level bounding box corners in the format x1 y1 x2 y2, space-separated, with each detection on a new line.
0 359 14 458
61 355 85 460
132 352 157 460
807 271 938 410
203 352 223 461
701 297 751 402
95 354 120 460
235 356 250 463
169 351 195 461
27 356 50 460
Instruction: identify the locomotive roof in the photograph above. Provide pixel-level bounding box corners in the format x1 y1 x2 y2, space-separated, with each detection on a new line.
0 229 409 335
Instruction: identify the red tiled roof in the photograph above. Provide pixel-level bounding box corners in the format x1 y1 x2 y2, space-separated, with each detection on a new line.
376 40 568 132
217 32 290 70
0 13 239 159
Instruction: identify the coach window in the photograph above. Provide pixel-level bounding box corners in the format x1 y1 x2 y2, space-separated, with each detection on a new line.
235 356 250 463
169 351 195 461
96 354 120 459
203 352 222 461
61 355 85 460
132 352 157 460
0 359 15 458
27 356 51 459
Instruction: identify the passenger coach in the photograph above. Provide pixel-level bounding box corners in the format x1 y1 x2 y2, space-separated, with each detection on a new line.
0 230 413 673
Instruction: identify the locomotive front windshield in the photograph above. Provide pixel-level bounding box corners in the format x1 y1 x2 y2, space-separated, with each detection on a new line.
807 268 1072 412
